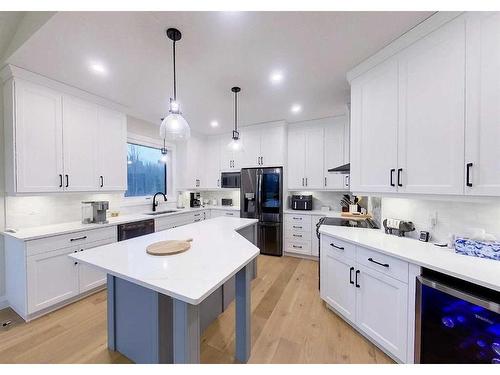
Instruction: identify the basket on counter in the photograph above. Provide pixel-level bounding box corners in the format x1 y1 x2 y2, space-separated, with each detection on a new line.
454 237 500 261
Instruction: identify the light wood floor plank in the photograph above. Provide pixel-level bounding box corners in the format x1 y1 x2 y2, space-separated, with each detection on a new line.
0 255 393 364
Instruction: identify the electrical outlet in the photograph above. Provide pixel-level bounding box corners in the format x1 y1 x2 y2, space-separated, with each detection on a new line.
429 211 438 228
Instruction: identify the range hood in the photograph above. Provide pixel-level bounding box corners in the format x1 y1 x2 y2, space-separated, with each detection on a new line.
328 163 350 174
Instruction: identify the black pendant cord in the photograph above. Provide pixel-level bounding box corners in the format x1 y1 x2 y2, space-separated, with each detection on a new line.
234 90 238 134
172 39 177 102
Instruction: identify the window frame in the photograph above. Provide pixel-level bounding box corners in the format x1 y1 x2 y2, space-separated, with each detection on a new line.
122 133 177 206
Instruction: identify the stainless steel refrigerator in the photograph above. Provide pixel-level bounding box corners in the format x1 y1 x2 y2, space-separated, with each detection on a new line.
240 167 283 256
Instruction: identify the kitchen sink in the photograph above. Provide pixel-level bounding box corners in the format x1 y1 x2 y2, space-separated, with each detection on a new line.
144 210 179 216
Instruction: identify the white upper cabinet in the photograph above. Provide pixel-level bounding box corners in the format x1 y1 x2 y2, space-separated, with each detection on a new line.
287 128 306 190
10 80 64 193
260 124 286 167
204 136 221 189
177 134 204 189
62 96 98 191
350 59 399 193
465 12 500 196
240 127 261 167
324 115 349 190
4 76 127 194
304 126 324 189
397 17 465 195
240 122 286 168
96 107 127 191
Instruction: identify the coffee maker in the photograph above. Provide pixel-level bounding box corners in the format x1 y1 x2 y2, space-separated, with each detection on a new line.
81 201 109 224
190 192 201 208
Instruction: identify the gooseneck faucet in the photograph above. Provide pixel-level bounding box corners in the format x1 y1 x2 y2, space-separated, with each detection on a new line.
152 192 168 212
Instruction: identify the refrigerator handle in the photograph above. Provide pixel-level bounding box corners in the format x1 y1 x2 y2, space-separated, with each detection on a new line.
256 170 262 219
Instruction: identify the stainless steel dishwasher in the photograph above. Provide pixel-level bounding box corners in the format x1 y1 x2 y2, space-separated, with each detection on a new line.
117 219 155 241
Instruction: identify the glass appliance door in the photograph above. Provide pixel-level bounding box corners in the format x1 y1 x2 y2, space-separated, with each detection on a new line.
417 276 500 364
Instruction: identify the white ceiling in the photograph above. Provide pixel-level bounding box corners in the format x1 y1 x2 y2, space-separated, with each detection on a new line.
6 11 433 134
0 12 23 61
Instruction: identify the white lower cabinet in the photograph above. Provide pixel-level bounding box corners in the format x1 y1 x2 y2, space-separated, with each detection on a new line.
322 254 356 323
355 264 408 361
283 213 321 258
5 227 117 321
210 209 239 218
320 233 410 362
27 247 80 313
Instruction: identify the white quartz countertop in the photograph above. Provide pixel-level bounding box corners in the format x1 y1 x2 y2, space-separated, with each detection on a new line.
69 217 259 305
319 226 500 292
3 205 240 241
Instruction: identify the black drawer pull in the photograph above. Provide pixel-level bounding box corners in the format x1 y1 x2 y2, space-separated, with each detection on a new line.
330 243 344 250
368 257 389 268
466 162 473 187
292 225 302 229
355 270 360 288
397 168 403 187
292 245 302 249
349 267 354 285
70 235 87 242
390 169 395 187
292 217 302 220
293 234 302 237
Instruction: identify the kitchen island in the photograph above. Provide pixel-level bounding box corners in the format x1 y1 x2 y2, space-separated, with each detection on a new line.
69 217 259 364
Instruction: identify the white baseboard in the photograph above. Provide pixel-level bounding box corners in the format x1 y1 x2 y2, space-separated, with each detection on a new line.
0 295 8 310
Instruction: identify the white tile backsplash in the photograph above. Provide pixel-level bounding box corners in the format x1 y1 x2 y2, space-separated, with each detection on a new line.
381 197 500 243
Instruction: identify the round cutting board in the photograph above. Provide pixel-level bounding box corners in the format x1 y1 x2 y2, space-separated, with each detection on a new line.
146 238 193 256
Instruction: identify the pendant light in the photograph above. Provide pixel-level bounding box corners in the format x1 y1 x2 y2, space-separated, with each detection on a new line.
159 28 191 141
227 86 243 152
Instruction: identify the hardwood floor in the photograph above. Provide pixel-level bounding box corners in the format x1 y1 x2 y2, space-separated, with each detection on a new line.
0 255 393 364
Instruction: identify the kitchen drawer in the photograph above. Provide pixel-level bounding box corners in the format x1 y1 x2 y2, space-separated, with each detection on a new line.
218 210 239 217
284 220 309 232
285 227 312 242
155 213 191 230
356 246 409 283
284 238 311 255
285 213 311 226
321 235 355 261
26 226 117 257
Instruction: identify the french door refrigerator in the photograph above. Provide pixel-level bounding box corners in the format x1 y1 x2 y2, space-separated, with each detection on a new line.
240 167 283 256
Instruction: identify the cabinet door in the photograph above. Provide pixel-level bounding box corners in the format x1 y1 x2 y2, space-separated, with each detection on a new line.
465 12 500 196
355 264 408 362
397 18 465 195
320 253 356 324
287 129 306 189
96 108 127 191
177 136 200 188
240 127 261 167
304 126 324 189
350 59 399 193
324 117 347 190
62 96 98 191
27 247 79 313
260 124 286 167
78 238 115 293
204 136 221 188
220 135 235 171
14 80 64 193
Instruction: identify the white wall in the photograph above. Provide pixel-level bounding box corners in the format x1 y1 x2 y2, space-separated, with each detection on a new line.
381 197 500 243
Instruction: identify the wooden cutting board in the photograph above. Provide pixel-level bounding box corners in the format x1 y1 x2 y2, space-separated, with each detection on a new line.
146 239 193 256
340 212 372 219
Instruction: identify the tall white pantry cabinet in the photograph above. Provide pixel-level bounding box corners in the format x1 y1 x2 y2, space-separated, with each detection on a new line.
3 77 127 194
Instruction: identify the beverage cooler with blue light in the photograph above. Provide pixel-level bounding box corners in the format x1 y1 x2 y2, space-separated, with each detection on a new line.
416 269 500 364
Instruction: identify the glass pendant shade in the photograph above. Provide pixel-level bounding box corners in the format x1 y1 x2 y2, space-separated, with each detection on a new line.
160 112 190 141
227 136 243 152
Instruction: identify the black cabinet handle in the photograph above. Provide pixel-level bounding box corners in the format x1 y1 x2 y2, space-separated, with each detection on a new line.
390 169 395 187
330 243 344 250
100 175 104 188
292 234 302 238
59 174 63 188
70 235 87 242
74 261 78 266
466 162 473 187
397 168 403 187
349 267 354 285
355 270 360 288
65 174 69 187
368 257 389 268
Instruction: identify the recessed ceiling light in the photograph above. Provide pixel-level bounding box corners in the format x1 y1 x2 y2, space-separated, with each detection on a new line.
210 120 219 128
291 104 302 114
89 62 107 75
270 71 284 84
